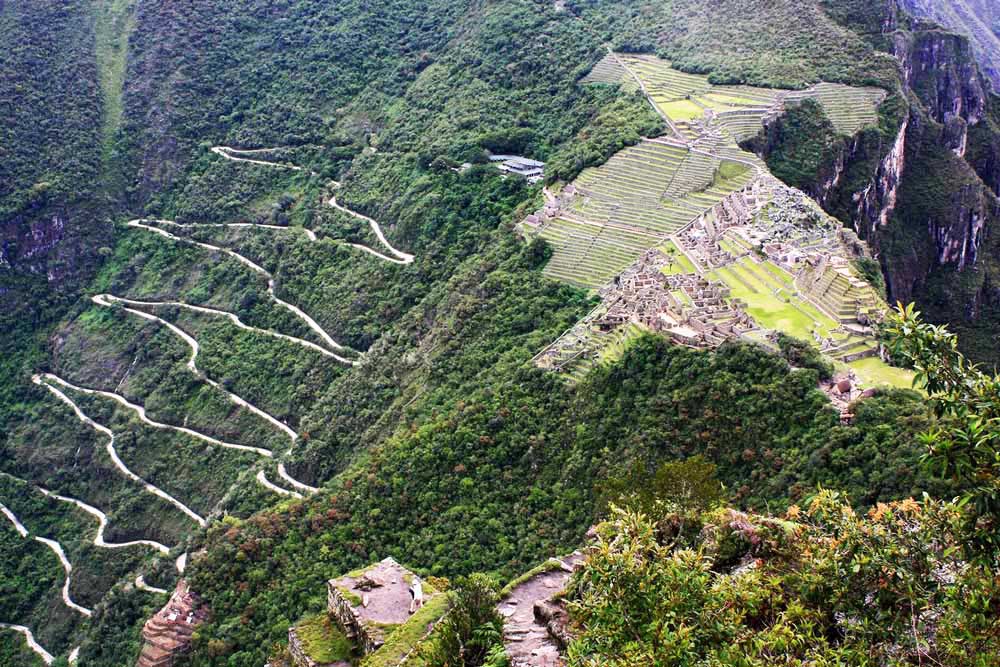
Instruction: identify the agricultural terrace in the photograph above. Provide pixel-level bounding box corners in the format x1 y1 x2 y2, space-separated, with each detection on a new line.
526 50 898 386
531 140 753 287
587 53 885 142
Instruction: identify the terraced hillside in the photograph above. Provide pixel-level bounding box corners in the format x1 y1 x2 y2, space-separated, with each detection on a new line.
526 52 906 388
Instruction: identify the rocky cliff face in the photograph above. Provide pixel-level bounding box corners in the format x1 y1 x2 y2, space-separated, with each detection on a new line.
758 1 1000 363
897 0 1000 91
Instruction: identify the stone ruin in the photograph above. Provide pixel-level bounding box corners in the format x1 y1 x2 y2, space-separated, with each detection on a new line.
325 557 437 656
679 182 767 269
597 248 755 348
135 580 208 667
287 626 349 667
819 373 879 423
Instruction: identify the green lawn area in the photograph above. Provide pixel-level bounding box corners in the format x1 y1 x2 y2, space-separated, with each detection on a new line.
759 260 795 289
716 160 750 181
718 264 837 340
296 613 354 664
848 356 917 390
660 99 705 121
699 92 758 108
659 241 696 274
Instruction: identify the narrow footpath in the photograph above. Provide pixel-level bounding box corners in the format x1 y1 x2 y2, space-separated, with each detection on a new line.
498 554 584 667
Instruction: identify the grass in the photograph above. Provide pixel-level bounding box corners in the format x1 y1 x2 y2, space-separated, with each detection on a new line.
361 593 451 667
717 263 837 340
661 99 705 121
659 242 696 274
296 613 354 664
597 323 648 366
93 0 135 162
716 160 750 182
848 357 916 390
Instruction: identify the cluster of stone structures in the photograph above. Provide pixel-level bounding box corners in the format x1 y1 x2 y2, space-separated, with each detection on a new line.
678 181 769 267
532 174 884 377
135 581 208 667
598 249 755 346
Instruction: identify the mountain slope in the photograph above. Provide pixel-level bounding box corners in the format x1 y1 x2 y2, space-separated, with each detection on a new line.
898 0 1000 90
1 0 997 665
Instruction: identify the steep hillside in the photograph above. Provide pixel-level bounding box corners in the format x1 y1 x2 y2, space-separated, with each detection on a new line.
2 0 998 665
753 0 1000 366
0 0 114 436
898 0 1000 90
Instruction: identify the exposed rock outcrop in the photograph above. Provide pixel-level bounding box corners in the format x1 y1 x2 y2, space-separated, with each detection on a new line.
756 1 1000 361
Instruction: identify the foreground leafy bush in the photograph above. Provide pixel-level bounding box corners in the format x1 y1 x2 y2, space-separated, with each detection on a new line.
567 495 1000 666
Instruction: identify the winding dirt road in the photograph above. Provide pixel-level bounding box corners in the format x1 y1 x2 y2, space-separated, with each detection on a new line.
0 624 55 665
97 293 339 361
256 471 303 499
92 294 300 443
1 502 91 617
92 295 320 495
277 463 319 494
0 503 28 537
33 537 93 617
33 374 207 527
38 488 170 555
210 146 303 171
135 575 169 595
327 195 415 265
125 219 352 358
208 143 415 265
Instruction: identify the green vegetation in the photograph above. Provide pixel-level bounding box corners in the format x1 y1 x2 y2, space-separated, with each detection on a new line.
295 613 354 664
566 497 1000 666
776 334 835 381
368 593 453 667
93 0 135 164
6 0 1000 665
182 335 946 665
416 576 504 667
883 303 1000 561
753 99 843 192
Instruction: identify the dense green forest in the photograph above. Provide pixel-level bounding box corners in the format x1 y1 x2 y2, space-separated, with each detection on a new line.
2 0 1000 665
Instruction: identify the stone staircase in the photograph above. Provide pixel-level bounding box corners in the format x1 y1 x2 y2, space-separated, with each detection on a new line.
498 553 585 667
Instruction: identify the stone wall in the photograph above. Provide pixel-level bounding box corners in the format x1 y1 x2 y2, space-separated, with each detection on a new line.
326 582 382 655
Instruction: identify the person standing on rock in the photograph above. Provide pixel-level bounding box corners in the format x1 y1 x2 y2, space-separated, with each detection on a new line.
409 576 424 614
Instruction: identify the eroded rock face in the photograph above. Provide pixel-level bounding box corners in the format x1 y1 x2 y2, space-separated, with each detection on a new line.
1 212 66 278
757 4 1000 359
897 0 1000 91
